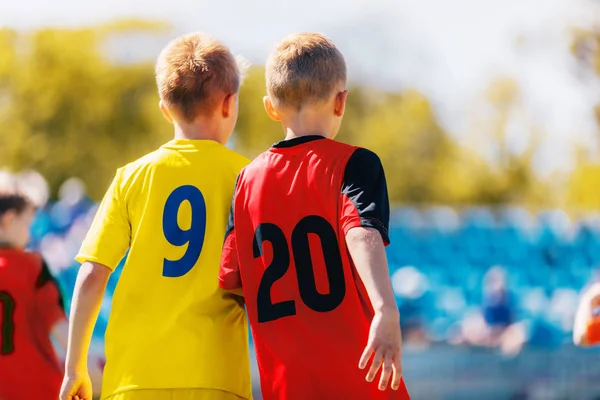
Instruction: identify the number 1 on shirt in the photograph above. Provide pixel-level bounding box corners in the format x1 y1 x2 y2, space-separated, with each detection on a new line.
162 185 206 277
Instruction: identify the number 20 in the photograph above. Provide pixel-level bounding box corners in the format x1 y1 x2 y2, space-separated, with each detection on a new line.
254 216 346 323
162 185 206 277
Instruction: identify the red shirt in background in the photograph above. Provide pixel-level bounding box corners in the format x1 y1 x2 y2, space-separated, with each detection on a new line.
0 247 66 400
220 136 410 400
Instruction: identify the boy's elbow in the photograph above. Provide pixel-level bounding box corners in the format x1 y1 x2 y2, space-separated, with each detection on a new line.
345 226 382 245
78 261 112 286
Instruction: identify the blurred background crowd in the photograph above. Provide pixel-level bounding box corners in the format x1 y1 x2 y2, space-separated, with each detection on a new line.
4 0 600 398
4 170 600 399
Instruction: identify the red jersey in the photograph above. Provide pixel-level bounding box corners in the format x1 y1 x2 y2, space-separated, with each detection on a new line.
219 136 410 400
0 247 66 400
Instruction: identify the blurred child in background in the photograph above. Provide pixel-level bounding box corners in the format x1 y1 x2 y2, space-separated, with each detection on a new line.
0 176 68 399
0 173 103 400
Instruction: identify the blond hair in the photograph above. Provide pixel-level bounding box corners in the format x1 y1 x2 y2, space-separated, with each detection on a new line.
266 33 346 109
155 32 240 121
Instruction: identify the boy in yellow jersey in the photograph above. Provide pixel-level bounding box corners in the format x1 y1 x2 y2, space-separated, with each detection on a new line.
60 32 252 400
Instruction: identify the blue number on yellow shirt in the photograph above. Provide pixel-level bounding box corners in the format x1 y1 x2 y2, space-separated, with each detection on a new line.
162 185 206 277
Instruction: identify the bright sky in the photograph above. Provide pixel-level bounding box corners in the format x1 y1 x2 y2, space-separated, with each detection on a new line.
2 0 599 174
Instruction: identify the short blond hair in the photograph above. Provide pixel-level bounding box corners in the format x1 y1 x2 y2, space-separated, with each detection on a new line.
155 32 240 121
266 33 346 109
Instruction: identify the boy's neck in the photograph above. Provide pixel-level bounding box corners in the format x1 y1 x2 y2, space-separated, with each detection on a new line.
283 123 333 141
281 109 334 141
284 129 327 141
0 234 14 248
173 121 222 143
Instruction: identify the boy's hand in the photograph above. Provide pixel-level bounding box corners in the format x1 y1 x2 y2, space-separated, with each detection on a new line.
60 373 93 400
359 311 403 391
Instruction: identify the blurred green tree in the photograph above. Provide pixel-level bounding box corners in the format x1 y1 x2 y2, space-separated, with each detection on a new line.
470 76 551 207
0 21 545 206
0 22 171 199
235 67 281 156
568 27 600 209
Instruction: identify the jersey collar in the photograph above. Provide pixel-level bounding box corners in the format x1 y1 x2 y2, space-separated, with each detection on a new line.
162 139 223 151
272 135 326 149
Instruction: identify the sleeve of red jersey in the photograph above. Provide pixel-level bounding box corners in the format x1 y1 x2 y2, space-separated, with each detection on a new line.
340 148 391 245
219 181 243 291
34 257 67 331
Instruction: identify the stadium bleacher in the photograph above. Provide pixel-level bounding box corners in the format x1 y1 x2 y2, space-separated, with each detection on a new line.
34 194 597 348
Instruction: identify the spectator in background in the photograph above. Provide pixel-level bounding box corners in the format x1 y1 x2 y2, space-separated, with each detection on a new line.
482 266 514 336
454 266 526 355
0 174 68 400
392 266 431 346
49 177 93 234
0 170 105 396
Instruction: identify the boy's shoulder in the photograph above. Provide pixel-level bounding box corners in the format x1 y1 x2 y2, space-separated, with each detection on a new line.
118 148 164 176
119 143 249 175
242 139 380 173
0 248 44 281
220 145 251 170
345 147 383 168
0 248 41 264
113 144 249 194
114 146 182 185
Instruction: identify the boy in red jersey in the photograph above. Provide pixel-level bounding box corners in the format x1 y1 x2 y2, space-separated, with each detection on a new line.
0 185 68 400
219 33 411 400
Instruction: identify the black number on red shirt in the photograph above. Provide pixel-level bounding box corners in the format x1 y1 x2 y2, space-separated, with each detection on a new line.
0 291 16 355
254 223 296 322
254 216 346 323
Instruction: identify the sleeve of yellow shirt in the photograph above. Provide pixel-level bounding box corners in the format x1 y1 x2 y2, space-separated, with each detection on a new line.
76 168 131 270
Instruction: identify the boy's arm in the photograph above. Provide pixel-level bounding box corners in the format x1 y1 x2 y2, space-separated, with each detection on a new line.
346 228 398 316
219 182 244 298
61 170 130 399
33 257 105 385
64 262 111 375
347 228 402 391
53 317 105 385
219 227 244 299
340 148 402 391
52 319 69 353
219 230 243 295
574 282 600 346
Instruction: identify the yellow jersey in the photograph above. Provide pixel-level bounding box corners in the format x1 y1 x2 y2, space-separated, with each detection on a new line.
77 139 252 399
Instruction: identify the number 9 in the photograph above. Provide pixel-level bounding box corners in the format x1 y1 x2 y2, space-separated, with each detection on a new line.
162 185 206 278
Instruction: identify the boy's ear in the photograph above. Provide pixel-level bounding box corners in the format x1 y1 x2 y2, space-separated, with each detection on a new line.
223 93 238 118
159 100 174 124
0 211 15 230
334 90 349 117
263 96 281 122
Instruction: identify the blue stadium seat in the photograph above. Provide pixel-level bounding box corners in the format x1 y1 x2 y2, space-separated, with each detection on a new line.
44 204 597 348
